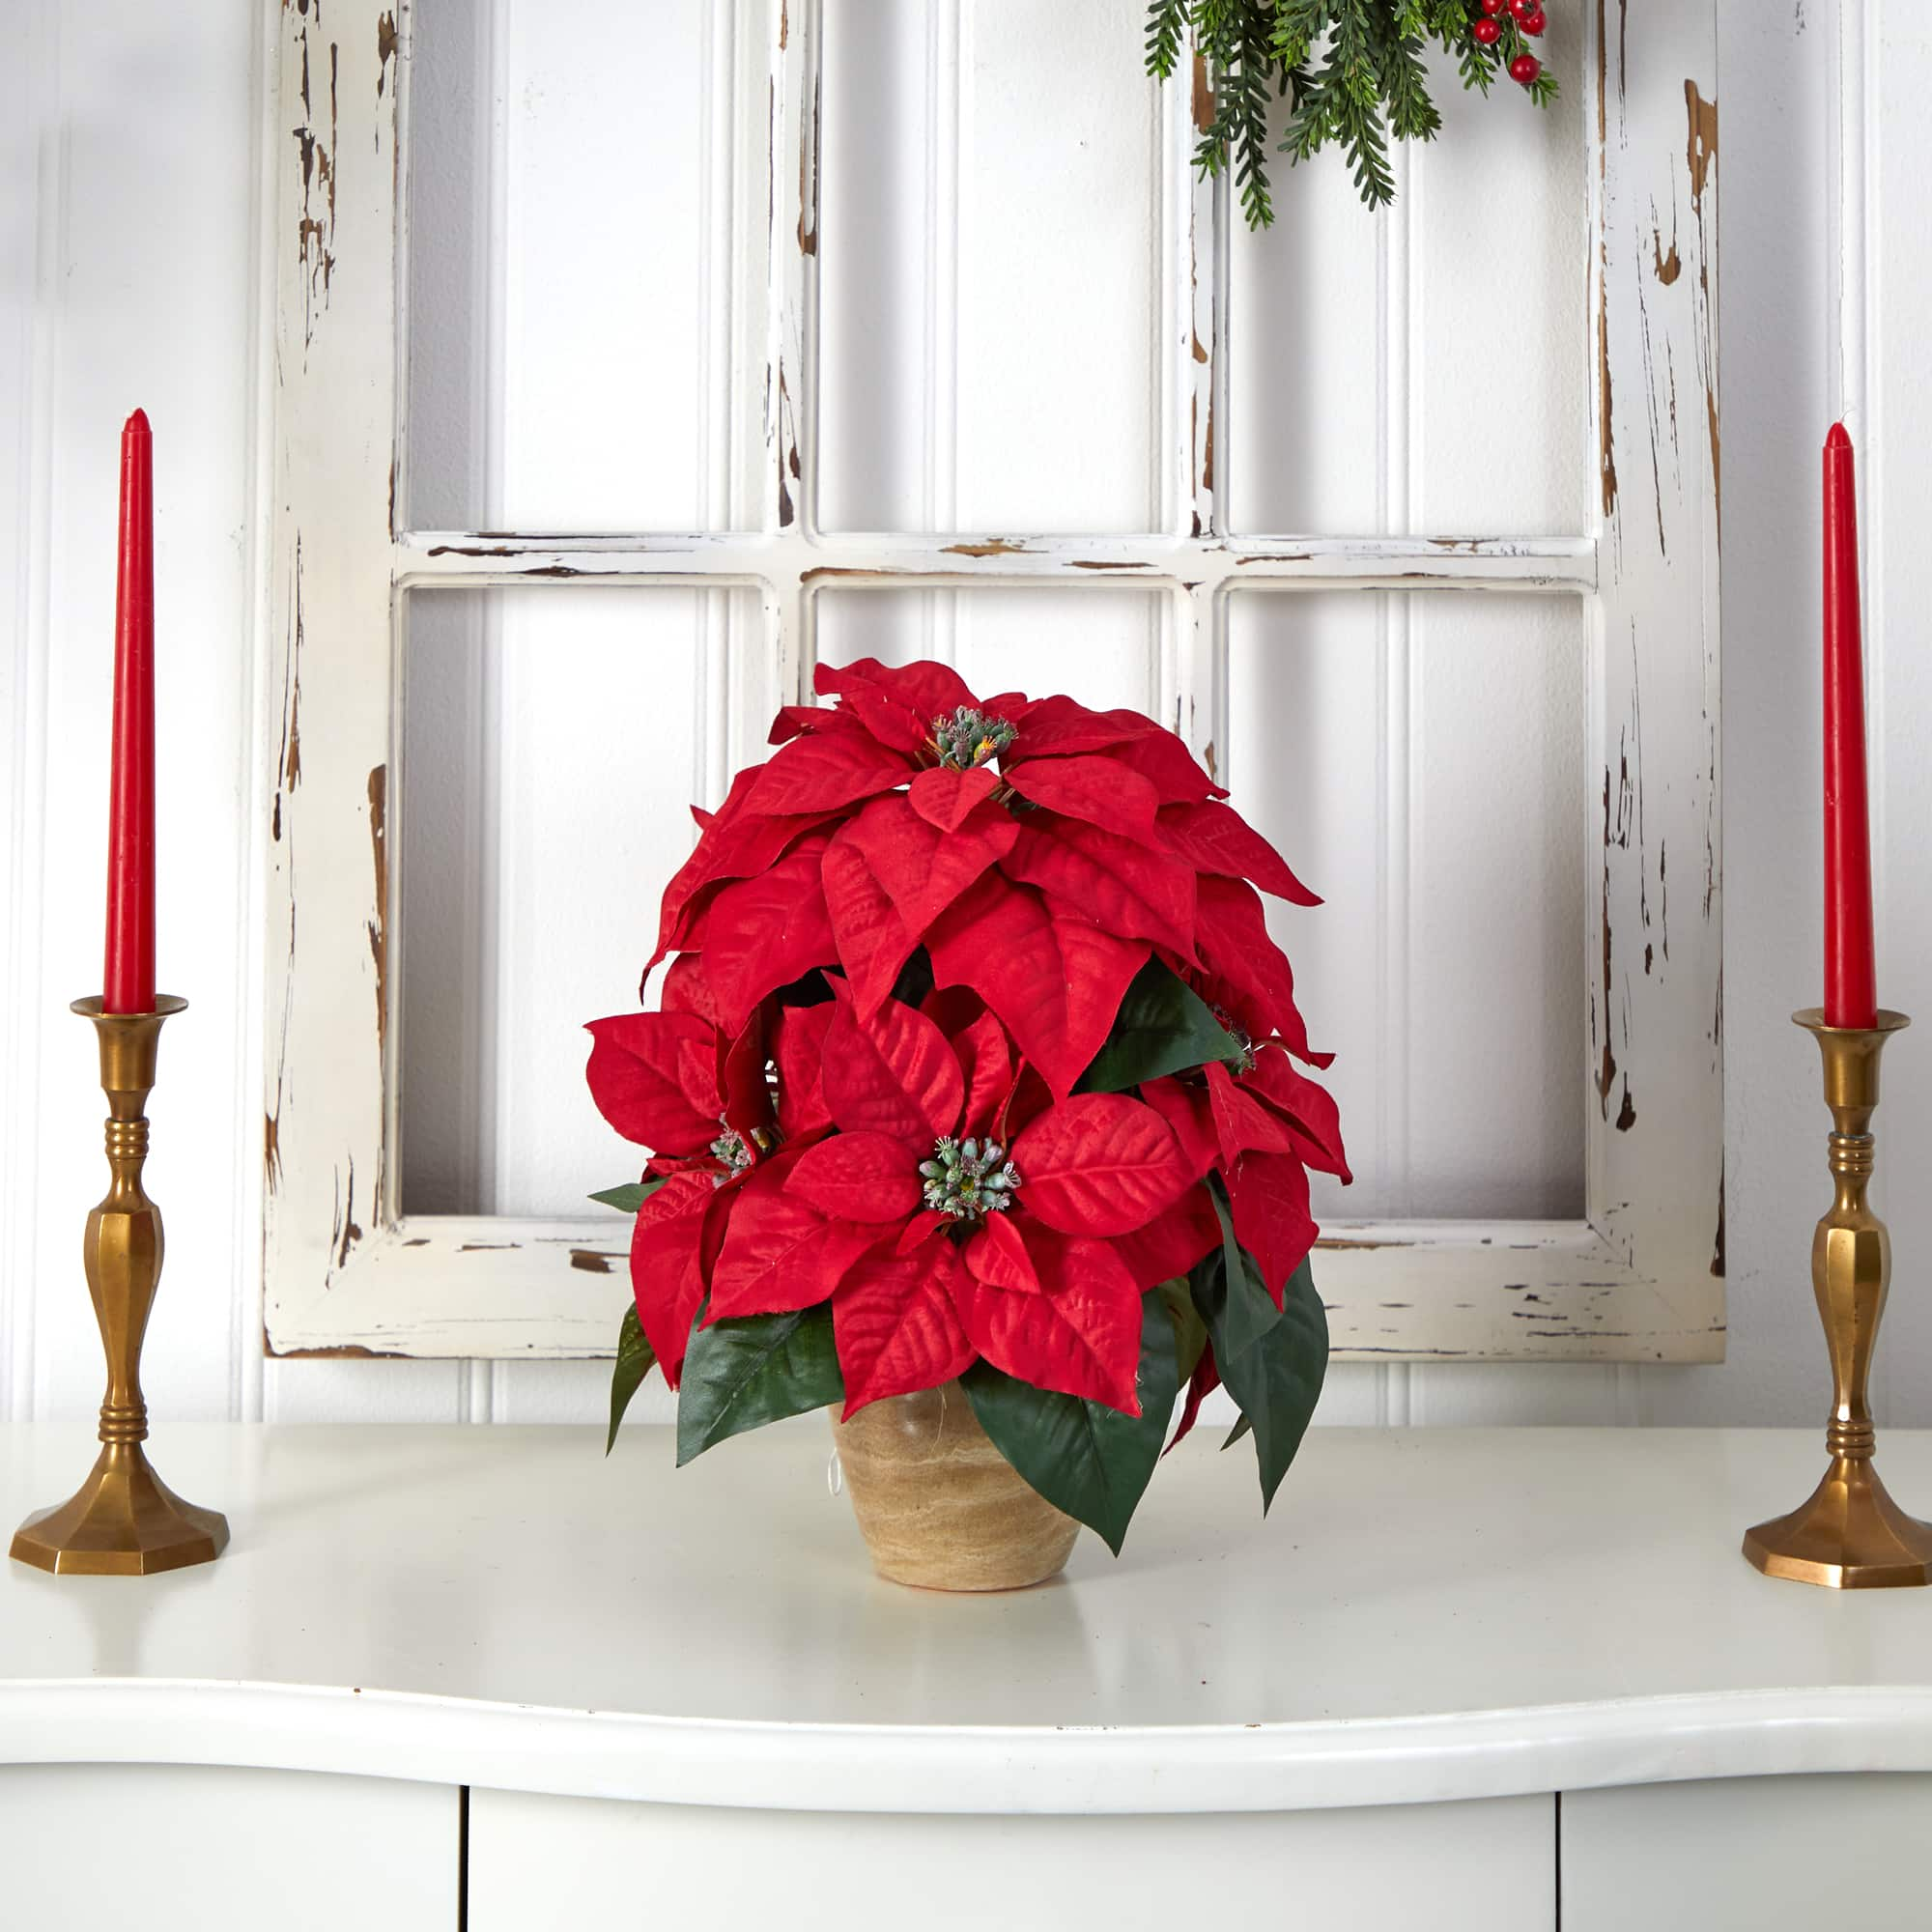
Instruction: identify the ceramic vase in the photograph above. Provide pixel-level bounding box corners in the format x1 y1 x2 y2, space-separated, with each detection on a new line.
830 1381 1078 1591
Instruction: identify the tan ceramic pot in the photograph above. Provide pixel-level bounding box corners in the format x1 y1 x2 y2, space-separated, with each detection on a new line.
830 1382 1079 1591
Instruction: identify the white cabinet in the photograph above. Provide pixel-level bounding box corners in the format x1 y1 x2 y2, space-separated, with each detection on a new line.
0 1765 458 1932
1561 1775 1932 1931
468 1791 1555 1932
8 1427 1932 1932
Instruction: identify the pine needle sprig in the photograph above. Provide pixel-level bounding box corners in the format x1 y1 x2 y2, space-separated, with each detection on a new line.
1455 39 1500 96
1314 0 1398 209
1146 0 1559 220
1230 5 1285 227
1378 19 1442 141
1267 0 1332 71
1191 0 1283 229
1146 0 1189 80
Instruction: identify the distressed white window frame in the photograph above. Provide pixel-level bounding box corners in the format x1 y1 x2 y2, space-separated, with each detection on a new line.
264 1 1721 1362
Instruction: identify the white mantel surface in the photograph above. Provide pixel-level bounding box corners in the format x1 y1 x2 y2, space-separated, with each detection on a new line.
4 1423 1931 1814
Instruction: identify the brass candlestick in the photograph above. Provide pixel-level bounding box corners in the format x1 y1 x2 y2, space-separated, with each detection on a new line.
1743 1008 1932 1588
10 996 228 1576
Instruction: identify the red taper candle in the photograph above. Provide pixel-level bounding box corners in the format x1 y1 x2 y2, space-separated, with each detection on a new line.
1823 421 1877 1030
103 409 156 1014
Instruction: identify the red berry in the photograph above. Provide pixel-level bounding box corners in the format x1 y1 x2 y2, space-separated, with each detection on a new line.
1520 7 1546 32
1472 15 1501 43
1509 52 1542 83
1508 0 1531 15
1478 0 1507 12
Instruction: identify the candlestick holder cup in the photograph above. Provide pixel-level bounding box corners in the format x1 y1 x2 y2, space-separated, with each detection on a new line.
10 996 228 1575
1743 1009 1932 1588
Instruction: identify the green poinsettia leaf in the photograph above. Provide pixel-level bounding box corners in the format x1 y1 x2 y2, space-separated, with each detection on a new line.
675 1303 844 1467
1076 958 1244 1094
1222 1412 1252 1451
606 1303 657 1455
589 1176 667 1215
1190 1245 1327 1513
961 1292 1181 1556
1201 1177 1282 1362
1156 1276 1209 1383
890 947 935 1010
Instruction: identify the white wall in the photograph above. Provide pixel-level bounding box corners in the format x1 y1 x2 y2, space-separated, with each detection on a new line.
2 0 267 1425
2 1 1922 1431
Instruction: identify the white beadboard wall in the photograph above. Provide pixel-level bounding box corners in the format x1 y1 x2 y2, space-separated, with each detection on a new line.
1 1 1924 1430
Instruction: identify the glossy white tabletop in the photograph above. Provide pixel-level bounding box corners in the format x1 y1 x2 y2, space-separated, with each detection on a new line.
3 1423 1930 1811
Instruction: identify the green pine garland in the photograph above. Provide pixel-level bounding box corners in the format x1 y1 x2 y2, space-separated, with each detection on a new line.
1147 0 1559 220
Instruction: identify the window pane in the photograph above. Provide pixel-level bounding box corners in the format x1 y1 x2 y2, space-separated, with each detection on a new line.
1226 126 1383 534
400 586 763 1216
1227 21 1588 535
405 0 767 532
818 0 1165 533
1226 591 1585 1220
1408 25 1589 532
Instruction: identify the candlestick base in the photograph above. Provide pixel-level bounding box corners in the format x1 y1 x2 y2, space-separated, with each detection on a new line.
8 996 228 1577
10 1442 228 1577
1741 1009 1930 1589
1744 1457 1932 1590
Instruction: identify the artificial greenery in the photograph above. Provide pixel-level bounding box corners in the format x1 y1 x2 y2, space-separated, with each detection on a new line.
598 1179 665 1453
589 1178 664 1215
1196 1184 1328 1507
962 1294 1182 1556
607 1304 656 1454
674 1303 845 1467
1077 957 1246 1094
1146 0 1559 219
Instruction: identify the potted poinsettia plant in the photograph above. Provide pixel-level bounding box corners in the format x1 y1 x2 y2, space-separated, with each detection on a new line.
587 657 1348 1588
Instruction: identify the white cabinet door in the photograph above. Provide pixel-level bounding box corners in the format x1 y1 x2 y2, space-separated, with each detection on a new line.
1563 1775 1932 1930
469 1791 1554 1932
0 1766 457 1932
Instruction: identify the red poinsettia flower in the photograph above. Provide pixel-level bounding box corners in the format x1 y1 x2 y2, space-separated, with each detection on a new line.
584 955 774 1167
703 979 1193 1414
646 653 1331 1095
582 957 789 1378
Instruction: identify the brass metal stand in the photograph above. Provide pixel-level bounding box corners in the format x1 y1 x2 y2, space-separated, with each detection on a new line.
1743 1008 1932 1588
10 996 228 1576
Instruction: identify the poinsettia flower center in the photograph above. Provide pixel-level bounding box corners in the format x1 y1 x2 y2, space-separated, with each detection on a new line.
709 1118 757 1184
1213 1007 1258 1073
930 706 1016 771
919 1134 1021 1221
